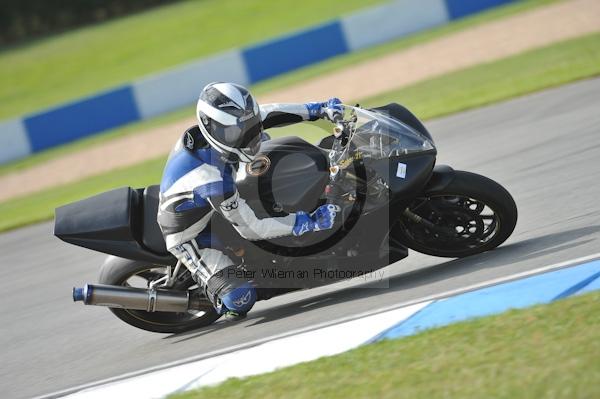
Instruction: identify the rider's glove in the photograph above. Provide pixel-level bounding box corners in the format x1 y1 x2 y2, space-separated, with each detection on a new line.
306 98 343 122
292 204 340 236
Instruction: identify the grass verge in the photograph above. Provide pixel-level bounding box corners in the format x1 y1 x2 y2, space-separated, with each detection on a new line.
0 157 167 231
251 0 559 96
1 31 599 232
0 0 558 176
171 291 600 399
0 0 384 120
360 32 600 118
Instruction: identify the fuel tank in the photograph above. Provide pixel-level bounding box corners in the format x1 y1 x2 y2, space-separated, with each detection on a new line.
237 136 329 216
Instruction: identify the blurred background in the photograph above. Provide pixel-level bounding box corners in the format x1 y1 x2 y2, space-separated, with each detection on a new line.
0 0 598 232
1 1 600 398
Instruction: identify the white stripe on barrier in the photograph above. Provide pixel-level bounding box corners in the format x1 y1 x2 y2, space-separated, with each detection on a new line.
132 50 250 119
340 0 450 51
2 0 517 164
0 118 32 163
63 302 430 399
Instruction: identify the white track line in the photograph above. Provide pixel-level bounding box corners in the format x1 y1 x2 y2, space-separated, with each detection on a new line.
36 252 600 399
65 302 431 398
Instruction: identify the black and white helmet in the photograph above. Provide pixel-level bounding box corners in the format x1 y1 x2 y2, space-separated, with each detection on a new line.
196 82 263 163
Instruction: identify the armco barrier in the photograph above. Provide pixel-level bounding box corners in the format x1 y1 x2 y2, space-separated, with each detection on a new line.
24 86 140 152
0 0 514 164
341 0 449 51
242 21 349 83
132 50 249 120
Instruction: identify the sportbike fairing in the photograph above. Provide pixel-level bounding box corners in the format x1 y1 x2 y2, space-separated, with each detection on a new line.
327 105 436 165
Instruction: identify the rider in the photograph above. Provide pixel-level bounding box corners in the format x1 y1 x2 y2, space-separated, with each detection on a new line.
157 82 343 320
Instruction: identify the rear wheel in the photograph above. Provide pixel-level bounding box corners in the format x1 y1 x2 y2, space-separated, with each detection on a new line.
393 171 517 258
99 257 220 333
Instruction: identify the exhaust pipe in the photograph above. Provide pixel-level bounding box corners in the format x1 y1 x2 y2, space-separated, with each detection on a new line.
73 284 190 312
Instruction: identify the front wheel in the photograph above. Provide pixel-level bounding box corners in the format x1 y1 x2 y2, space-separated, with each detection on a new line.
393 171 517 258
98 257 220 333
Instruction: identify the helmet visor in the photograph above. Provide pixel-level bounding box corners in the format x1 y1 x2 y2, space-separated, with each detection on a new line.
203 112 263 149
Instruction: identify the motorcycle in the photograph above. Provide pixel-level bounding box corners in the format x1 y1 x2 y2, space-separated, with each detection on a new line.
56 103 517 333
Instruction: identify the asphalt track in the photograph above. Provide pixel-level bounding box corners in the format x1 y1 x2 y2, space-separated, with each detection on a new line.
1 78 600 399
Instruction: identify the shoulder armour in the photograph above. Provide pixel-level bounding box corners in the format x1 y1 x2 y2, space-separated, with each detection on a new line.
182 125 208 152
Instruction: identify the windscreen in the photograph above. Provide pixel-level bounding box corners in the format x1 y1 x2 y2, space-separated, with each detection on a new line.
350 106 435 157
329 106 435 164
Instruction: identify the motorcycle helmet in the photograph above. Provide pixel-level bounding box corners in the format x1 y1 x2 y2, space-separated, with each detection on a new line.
196 82 263 163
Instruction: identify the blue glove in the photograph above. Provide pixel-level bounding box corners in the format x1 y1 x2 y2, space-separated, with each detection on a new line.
306 98 343 122
292 204 340 236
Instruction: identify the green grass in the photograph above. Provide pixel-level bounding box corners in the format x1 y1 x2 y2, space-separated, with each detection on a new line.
0 0 558 177
1 31 599 232
171 291 600 399
0 157 167 230
251 0 559 96
0 124 326 232
360 32 600 119
0 0 384 120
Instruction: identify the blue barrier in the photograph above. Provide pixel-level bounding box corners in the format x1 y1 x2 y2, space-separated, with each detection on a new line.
446 0 515 20
0 0 515 164
243 21 348 83
24 86 140 152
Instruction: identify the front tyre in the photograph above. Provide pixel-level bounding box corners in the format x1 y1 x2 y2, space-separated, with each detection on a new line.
393 171 517 258
98 257 220 333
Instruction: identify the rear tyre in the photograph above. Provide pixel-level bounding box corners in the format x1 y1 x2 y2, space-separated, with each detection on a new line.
99 257 220 333
393 171 517 258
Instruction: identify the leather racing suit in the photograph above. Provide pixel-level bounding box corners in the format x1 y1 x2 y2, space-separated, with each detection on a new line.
157 102 331 315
